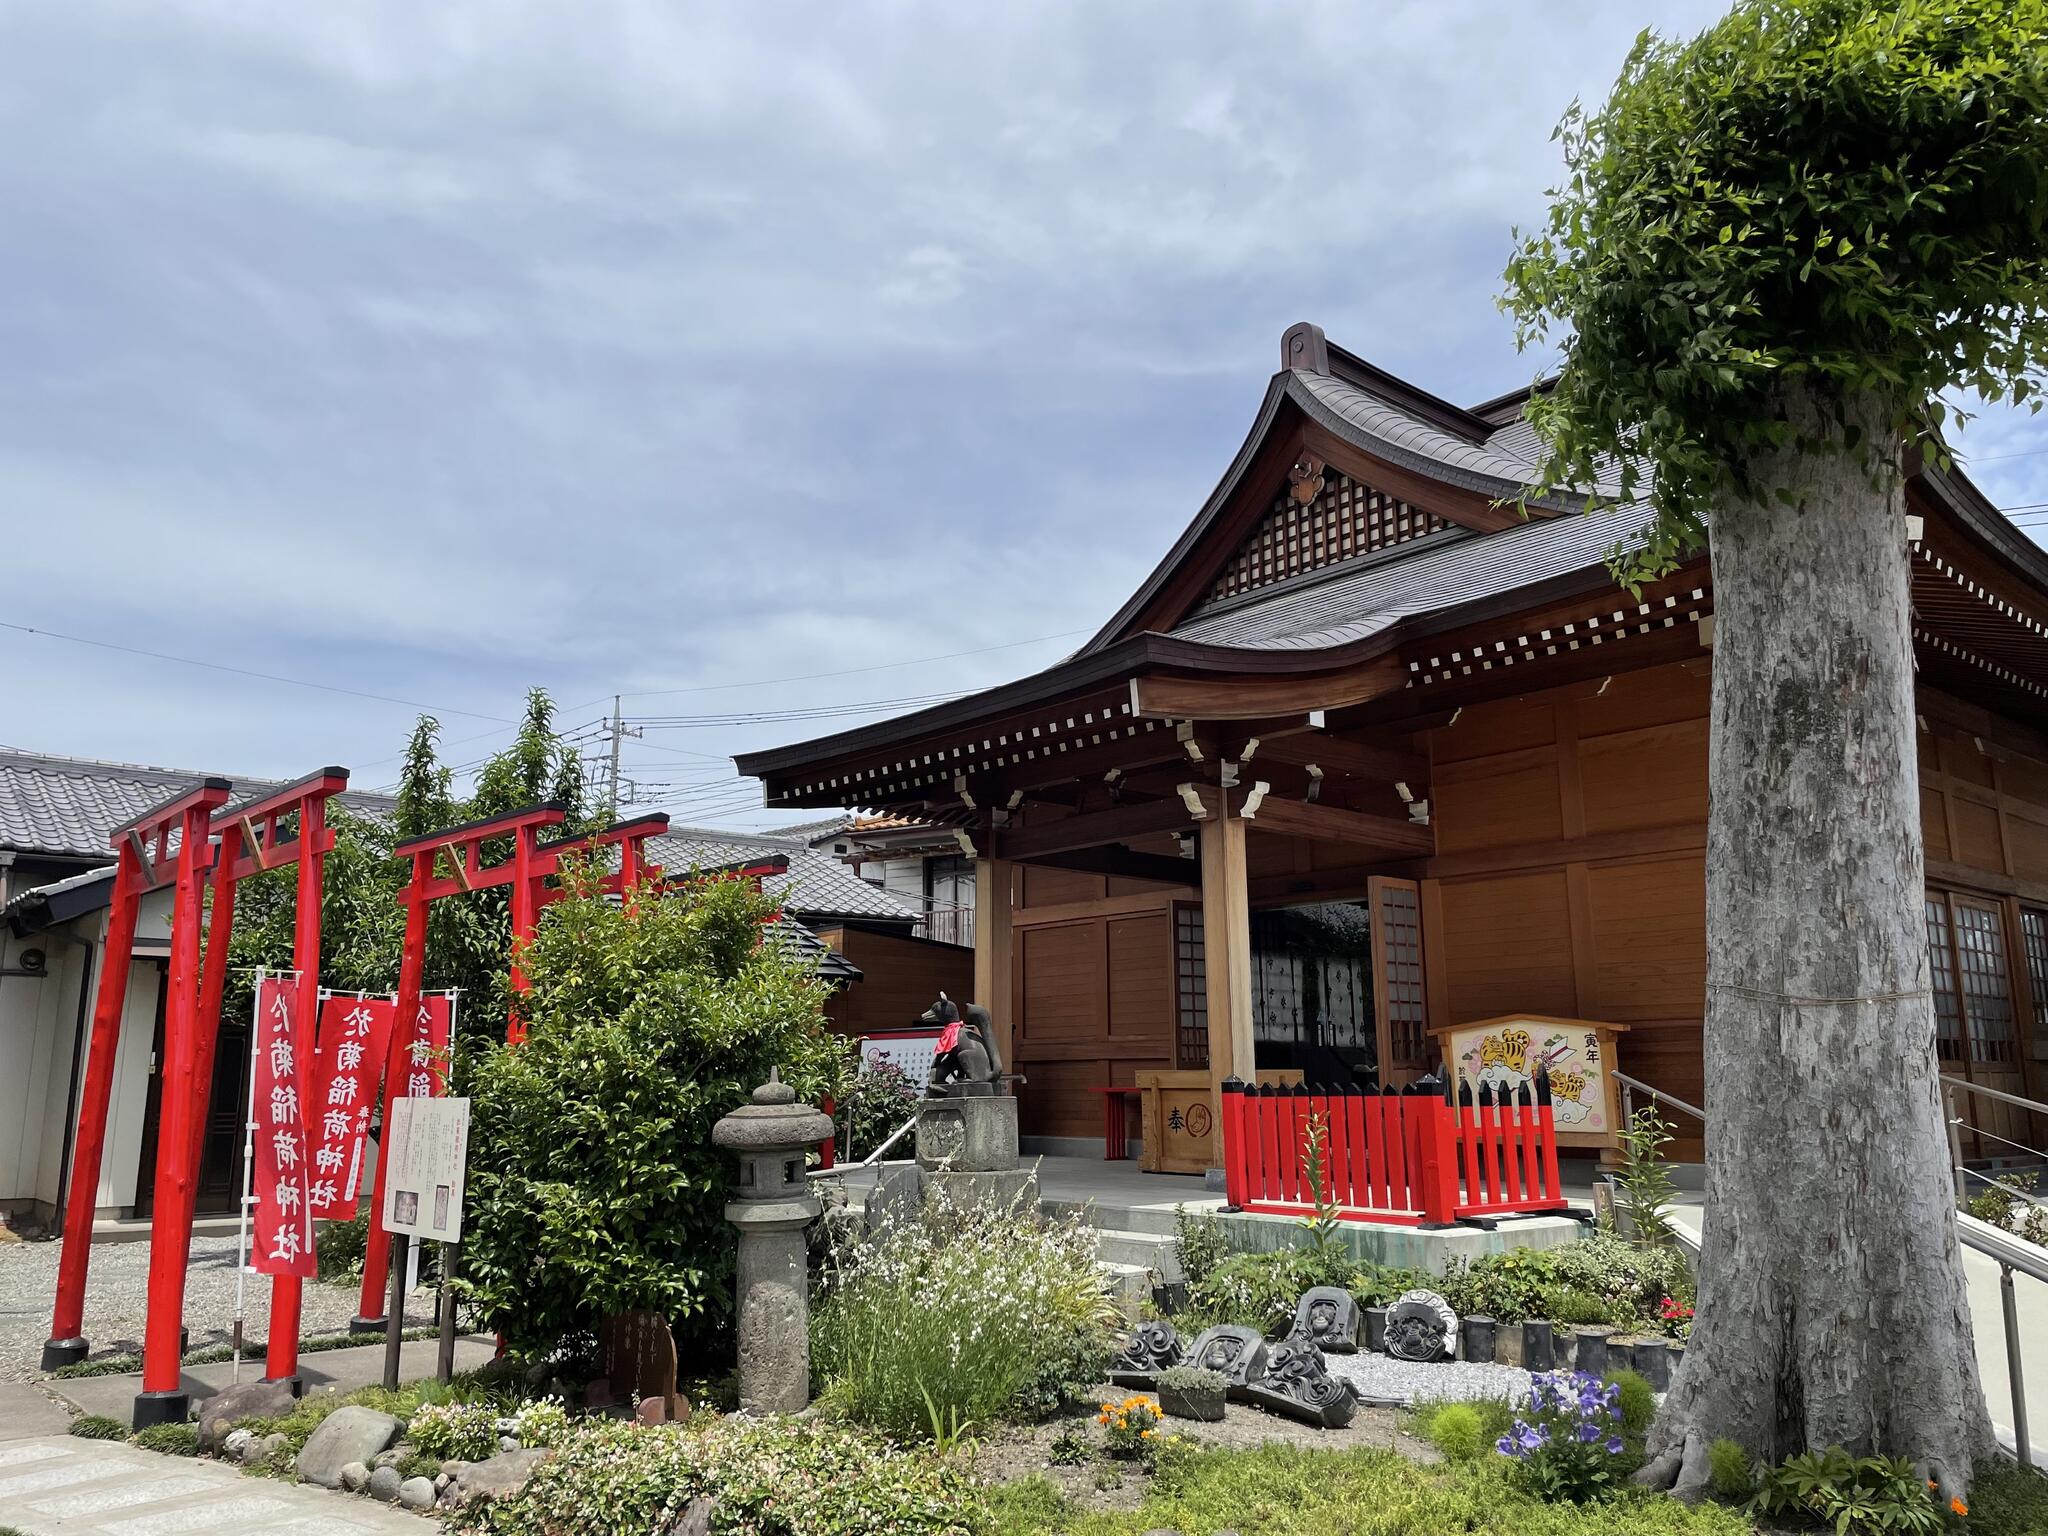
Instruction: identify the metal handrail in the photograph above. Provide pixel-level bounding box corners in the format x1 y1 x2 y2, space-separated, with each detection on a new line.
1943 1074 2048 1118
1958 1211 2048 1468
1613 1071 1706 1128
809 1105 923 1180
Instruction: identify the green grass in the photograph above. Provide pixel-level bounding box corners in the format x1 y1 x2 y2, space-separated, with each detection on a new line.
49 1327 440 1378
1967 1459 2048 1536
988 1444 1755 1535
131 1423 198 1457
66 1414 130 1440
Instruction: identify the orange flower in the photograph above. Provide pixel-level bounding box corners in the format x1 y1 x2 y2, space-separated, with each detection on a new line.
1951 1496 1968 1516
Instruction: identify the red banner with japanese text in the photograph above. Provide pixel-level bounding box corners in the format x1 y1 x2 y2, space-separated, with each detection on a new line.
400 992 453 1099
250 974 316 1276
307 995 395 1222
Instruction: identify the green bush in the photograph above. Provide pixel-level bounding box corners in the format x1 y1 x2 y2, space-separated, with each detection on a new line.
397 1450 442 1482
1543 1234 1693 1331
1179 1244 1362 1335
458 1417 982 1536
132 1423 198 1456
812 1191 1119 1438
1171 1204 1228 1289
67 1415 130 1440
408 1401 502 1462
510 1397 571 1448
463 868 847 1359
1750 1448 1944 1534
315 1208 371 1283
1442 1248 1561 1324
1705 1438 1751 1502
234 1390 350 1455
840 1056 920 1159
1538 1285 1626 1328
1423 1402 1488 1462
1605 1370 1657 1444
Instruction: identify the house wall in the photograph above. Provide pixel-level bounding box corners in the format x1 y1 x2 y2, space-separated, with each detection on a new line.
817 926 974 1039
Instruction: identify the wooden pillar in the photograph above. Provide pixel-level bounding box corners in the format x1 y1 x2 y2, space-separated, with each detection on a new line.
1199 811 1255 1151
974 857 1016 1075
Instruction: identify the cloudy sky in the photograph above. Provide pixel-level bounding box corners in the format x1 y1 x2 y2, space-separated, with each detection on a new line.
4 1 2043 827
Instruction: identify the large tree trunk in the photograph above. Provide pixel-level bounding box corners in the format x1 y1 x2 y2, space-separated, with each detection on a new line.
1644 386 1992 1497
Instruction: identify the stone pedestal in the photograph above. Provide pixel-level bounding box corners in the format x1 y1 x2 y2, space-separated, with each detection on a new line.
915 1094 1019 1172
713 1073 833 1416
924 1166 1040 1217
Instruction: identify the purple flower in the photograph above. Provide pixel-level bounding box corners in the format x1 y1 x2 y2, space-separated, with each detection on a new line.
1575 1421 1602 1443
1497 1435 1520 1458
1606 1436 1625 1455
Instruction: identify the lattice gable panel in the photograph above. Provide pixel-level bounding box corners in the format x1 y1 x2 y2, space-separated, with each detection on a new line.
1208 470 1449 604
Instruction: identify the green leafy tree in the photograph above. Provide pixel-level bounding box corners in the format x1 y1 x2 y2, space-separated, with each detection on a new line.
1500 0 2048 1494
459 865 848 1359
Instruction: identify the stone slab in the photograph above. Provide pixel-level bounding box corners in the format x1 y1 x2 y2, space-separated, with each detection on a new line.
921 1166 1040 1217
0 1435 426 1535
914 1094 1019 1172
0 1380 75 1441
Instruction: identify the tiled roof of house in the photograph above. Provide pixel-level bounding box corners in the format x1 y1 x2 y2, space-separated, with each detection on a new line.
0 748 397 861
649 825 921 923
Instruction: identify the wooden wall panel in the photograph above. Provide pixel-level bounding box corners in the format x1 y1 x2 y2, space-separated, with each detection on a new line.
1023 866 1106 908
1020 923 1106 1042
2010 812 2048 885
1574 664 1711 736
1578 719 1709 834
1942 734 1998 788
1923 787 1954 862
1017 1058 1103 1139
1431 754 1564 852
1431 696 1559 762
1437 870 1578 1022
1952 798 2006 874
1580 856 1707 1022
1107 913 1173 1047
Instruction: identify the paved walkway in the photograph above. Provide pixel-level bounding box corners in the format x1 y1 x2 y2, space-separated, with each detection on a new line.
46 1338 499 1424
0 1436 425 1534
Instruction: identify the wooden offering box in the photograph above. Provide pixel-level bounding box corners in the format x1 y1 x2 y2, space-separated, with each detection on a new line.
1136 1068 1306 1174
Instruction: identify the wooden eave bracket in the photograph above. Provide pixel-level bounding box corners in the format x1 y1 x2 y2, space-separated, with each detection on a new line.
1239 780 1273 819
125 830 158 889
1177 782 1211 819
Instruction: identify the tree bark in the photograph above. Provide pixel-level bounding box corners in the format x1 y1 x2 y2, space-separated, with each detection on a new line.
1645 386 1992 1495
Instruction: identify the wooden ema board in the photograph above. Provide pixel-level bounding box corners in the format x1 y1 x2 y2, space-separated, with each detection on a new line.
1136 1068 1304 1174
597 1309 679 1418
1427 1014 1628 1150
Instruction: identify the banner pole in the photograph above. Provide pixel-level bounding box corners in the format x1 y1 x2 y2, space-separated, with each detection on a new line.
232 966 265 1385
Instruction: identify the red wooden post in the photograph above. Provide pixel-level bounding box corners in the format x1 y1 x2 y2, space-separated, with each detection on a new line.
507 826 536 1045
1456 1080 1483 1212
1534 1065 1565 1203
1220 1078 1249 1209
818 1096 836 1170
1325 1088 1350 1209
1379 1092 1407 1212
134 795 221 1426
1416 1093 1459 1226
355 854 432 1331
1344 1090 1370 1212
42 839 145 1371
265 792 327 1388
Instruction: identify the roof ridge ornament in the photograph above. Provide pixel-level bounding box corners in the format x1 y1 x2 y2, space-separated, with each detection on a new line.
1281 321 1329 375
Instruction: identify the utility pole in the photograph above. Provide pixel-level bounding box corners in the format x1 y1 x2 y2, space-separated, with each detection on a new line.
604 696 641 817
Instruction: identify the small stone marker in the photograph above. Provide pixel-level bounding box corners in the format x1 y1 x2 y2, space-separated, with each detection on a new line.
1291 1287 1362 1354
599 1310 681 1422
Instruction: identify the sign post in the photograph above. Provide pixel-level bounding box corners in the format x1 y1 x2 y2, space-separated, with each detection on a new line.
377 1095 471 1389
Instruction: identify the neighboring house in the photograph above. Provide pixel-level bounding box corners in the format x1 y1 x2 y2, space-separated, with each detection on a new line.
651 823 973 1038
0 749 395 1230
740 321 2048 1165
777 815 978 947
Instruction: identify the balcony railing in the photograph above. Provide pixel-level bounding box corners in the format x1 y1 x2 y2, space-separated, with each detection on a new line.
919 902 974 947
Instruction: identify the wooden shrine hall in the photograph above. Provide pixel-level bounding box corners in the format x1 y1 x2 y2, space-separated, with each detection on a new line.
738 322 2048 1175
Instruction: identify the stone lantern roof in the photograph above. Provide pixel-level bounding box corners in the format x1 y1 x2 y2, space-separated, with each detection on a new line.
712 1070 833 1152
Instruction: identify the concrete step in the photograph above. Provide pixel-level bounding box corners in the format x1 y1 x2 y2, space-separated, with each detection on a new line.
1095 1228 1180 1278
1098 1260 1154 1321
1043 1196 1188 1238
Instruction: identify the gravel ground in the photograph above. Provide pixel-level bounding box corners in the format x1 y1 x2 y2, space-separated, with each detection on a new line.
0 1234 440 1381
1326 1350 1531 1408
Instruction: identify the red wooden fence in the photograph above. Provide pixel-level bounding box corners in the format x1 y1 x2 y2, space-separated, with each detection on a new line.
1220 1070 1568 1226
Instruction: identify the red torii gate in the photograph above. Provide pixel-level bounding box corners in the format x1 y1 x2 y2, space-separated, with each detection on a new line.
43 769 346 1427
350 803 668 1331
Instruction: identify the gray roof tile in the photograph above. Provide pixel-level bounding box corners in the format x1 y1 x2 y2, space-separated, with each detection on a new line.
1169 500 1655 651
0 749 395 860
649 825 921 923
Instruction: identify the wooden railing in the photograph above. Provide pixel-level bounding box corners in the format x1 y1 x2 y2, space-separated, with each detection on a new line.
1220 1072 1569 1226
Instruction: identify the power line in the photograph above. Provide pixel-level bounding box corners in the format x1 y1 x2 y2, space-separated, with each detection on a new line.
0 619 516 722
630 690 970 729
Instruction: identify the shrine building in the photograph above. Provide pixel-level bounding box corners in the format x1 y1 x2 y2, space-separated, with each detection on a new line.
737 322 2048 1174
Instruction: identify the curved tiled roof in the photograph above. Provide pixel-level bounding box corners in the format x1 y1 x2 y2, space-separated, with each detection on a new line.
1168 500 1653 652
649 825 921 923
0 749 395 860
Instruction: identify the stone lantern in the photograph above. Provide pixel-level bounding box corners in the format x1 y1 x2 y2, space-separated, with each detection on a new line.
712 1069 832 1414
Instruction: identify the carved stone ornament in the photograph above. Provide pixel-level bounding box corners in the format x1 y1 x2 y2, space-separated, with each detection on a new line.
1241 1337 1359 1428
1109 1320 1185 1387
1290 1286 1361 1354
1184 1325 1269 1390
1384 1289 1458 1364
